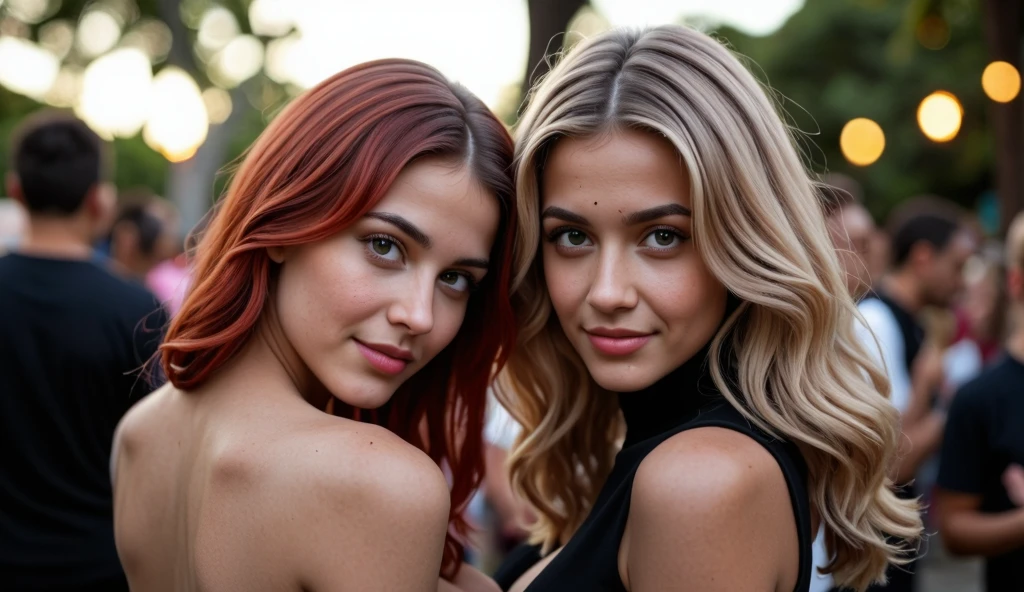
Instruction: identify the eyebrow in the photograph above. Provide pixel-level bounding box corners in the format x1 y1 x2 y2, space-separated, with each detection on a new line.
540 206 590 225
455 258 490 270
623 204 692 225
365 212 431 248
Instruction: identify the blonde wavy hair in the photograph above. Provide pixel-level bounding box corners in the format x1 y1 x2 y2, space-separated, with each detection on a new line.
494 25 922 591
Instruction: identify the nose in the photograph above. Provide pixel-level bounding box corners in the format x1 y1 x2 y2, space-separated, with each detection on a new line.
586 247 639 314
387 273 435 335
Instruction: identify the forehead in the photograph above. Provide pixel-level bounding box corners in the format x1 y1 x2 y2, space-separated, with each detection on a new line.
374 156 499 246
542 129 691 212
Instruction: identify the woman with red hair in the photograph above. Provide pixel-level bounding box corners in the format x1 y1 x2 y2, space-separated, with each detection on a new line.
111 59 516 591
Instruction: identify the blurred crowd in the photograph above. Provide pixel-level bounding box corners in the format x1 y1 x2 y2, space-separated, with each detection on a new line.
2 112 1024 591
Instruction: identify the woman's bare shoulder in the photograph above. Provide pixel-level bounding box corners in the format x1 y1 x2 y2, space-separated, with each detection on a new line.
265 418 452 589
623 427 794 590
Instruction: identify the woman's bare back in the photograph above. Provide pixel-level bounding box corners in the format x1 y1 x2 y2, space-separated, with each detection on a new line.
112 383 451 592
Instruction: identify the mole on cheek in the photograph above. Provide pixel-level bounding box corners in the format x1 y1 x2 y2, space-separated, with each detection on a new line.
594 201 598 205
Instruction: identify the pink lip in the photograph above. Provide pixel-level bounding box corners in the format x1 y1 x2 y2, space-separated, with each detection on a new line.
585 328 653 356
354 340 411 376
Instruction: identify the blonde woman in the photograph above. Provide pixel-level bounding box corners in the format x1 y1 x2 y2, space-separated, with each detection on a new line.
493 25 922 592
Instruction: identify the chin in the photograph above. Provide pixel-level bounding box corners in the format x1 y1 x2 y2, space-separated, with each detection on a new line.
586 362 662 394
327 375 399 410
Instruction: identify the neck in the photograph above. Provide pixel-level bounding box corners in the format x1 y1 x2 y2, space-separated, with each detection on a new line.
881 272 923 314
198 324 331 412
19 216 94 260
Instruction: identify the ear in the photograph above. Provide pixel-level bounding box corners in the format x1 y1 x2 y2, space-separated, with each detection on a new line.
266 246 286 263
6 173 25 207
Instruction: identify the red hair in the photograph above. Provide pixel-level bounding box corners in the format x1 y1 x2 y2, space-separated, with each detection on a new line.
160 59 517 578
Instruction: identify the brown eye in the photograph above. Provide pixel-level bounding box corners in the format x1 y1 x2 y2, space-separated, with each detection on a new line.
642 229 681 249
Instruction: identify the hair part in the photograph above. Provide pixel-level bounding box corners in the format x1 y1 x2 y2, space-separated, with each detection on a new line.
160 59 517 578
8 110 110 216
496 25 921 591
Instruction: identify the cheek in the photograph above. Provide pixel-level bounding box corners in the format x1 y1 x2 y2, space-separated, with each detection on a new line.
542 247 589 319
275 247 381 347
646 258 726 326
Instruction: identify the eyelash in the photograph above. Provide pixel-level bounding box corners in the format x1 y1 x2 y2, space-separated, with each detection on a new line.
544 225 689 249
361 233 481 294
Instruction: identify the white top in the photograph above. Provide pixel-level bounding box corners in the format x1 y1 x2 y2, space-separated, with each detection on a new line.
856 298 912 414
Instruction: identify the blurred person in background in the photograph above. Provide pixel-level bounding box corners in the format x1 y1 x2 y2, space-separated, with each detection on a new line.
936 211 1024 591
0 197 27 253
821 173 876 299
0 111 166 591
105 189 180 284
856 197 977 592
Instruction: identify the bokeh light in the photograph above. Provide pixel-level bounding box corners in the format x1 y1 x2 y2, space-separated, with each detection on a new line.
197 6 239 54
202 87 233 124
5 0 55 24
249 0 294 37
121 18 174 64
0 37 59 98
76 48 153 138
38 19 75 60
144 67 209 162
839 118 885 166
915 14 949 50
982 61 1021 103
917 91 963 142
210 35 264 88
76 8 122 59
264 33 300 85
43 65 82 108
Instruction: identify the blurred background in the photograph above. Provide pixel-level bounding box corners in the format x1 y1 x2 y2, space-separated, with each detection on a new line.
0 0 1020 240
2 1 1022 591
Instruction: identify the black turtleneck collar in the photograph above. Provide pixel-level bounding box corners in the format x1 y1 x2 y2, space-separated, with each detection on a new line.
617 341 724 448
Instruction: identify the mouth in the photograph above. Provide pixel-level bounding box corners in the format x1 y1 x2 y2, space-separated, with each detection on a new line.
353 339 413 376
584 327 655 356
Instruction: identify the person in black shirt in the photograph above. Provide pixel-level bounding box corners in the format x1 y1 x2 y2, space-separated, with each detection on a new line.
0 111 166 590
936 212 1024 591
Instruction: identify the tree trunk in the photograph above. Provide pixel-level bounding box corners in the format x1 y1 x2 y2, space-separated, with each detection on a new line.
522 0 588 101
981 0 1023 236
166 88 245 234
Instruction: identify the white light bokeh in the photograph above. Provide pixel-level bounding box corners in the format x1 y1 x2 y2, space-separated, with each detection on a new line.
76 8 123 58
197 6 240 53
264 33 300 85
121 18 174 63
38 19 75 60
43 65 82 107
202 86 233 124
211 34 264 88
5 0 53 24
0 37 59 98
249 0 294 37
144 67 209 162
76 48 153 138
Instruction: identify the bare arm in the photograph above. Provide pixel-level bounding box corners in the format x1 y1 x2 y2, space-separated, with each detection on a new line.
624 428 798 592
936 489 1024 557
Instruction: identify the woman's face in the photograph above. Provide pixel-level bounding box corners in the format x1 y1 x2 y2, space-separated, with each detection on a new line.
271 156 500 409
540 129 728 393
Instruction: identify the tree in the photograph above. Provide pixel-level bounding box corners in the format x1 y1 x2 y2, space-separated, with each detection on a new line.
713 0 999 226
522 0 589 103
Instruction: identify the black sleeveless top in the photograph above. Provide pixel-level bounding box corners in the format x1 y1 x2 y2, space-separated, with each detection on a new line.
493 346 814 591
